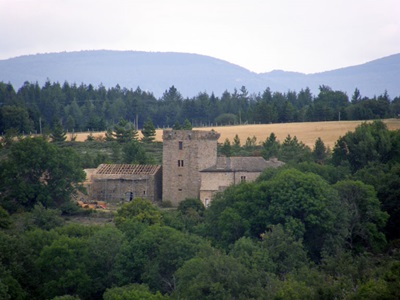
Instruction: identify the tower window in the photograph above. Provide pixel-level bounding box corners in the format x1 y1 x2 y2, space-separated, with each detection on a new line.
178 160 184 167
179 141 183 150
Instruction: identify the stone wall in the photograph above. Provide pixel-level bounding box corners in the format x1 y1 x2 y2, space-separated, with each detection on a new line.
162 130 220 206
89 169 162 203
199 171 263 206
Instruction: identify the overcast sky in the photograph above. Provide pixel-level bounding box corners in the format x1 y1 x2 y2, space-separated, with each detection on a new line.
1 0 399 74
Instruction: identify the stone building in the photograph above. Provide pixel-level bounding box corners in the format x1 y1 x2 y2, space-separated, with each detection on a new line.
88 164 162 203
84 129 283 207
162 129 220 206
199 157 285 207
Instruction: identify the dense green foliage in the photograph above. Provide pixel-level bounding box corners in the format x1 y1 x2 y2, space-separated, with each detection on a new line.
141 117 156 143
0 120 400 299
1 81 400 136
0 137 85 212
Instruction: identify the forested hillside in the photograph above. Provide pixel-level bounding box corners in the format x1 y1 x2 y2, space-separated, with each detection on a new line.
1 120 400 299
1 81 400 136
1 51 399 97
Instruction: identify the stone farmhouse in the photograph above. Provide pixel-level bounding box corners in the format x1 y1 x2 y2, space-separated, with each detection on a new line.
199 156 284 207
88 164 162 203
85 129 284 206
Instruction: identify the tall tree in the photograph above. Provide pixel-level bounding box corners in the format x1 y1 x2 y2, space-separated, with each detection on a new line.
312 137 328 164
50 118 67 143
261 132 280 159
279 135 311 163
182 119 193 130
122 140 149 164
112 118 138 143
220 138 232 157
334 180 388 252
232 134 241 153
332 121 394 172
0 137 85 212
141 117 156 143
0 105 34 134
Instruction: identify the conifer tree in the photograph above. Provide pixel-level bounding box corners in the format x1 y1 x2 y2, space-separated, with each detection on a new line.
262 132 280 159
50 118 66 143
220 138 232 157
312 137 327 164
233 134 241 153
141 117 156 143
112 118 138 143
182 119 193 130
105 128 115 142
172 121 182 130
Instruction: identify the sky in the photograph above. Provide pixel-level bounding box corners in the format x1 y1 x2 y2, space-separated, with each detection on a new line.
1 0 399 74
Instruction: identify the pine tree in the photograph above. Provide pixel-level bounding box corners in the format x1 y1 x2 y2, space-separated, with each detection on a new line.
50 118 66 143
182 119 193 130
220 138 232 157
141 117 156 143
172 121 182 130
233 134 241 153
105 128 115 142
261 132 280 159
113 118 137 143
312 137 327 164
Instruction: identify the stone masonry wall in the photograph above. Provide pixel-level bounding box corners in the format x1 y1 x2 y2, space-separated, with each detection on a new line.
90 172 161 203
199 171 263 206
162 130 220 206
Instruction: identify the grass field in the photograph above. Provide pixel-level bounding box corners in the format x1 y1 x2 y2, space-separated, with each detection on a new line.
71 119 400 148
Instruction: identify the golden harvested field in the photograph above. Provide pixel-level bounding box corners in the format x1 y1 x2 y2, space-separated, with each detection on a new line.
72 119 400 148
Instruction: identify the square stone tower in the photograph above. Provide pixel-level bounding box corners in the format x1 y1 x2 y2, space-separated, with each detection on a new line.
162 129 220 206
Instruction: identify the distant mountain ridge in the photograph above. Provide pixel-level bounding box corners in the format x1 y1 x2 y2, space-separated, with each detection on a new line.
0 50 399 98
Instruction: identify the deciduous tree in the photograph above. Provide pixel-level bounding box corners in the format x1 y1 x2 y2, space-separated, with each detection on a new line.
0 137 85 212
334 180 388 252
174 251 262 299
332 121 394 172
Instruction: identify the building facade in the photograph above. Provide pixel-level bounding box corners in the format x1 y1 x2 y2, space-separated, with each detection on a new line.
162 129 220 206
89 164 162 203
199 157 285 207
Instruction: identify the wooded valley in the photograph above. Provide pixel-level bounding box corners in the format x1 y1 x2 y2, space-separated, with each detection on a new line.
1 80 400 299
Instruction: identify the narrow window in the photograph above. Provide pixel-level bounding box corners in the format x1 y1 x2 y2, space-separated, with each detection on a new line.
240 176 246 182
178 160 184 167
179 141 183 150
205 198 210 208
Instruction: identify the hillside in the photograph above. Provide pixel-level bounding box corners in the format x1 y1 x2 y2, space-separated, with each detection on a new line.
260 53 400 98
0 50 399 98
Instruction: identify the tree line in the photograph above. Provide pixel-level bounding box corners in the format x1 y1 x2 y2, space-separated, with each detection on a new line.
1 80 400 135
